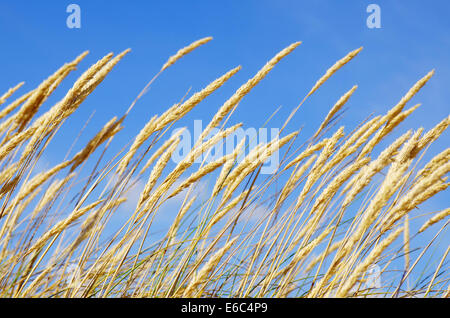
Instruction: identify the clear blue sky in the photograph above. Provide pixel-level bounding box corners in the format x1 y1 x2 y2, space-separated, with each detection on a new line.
0 1 448 291
0 1 448 155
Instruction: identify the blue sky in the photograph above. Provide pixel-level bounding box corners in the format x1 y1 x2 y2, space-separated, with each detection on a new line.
0 1 448 156
0 1 448 293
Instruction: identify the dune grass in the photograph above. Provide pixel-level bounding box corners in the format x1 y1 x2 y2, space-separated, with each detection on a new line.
0 38 448 298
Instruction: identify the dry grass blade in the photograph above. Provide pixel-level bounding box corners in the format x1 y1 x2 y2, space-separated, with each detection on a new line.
307 47 362 97
419 208 450 233
0 82 25 105
161 37 213 71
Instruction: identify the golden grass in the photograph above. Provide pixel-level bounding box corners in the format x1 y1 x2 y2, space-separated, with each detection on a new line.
0 38 448 298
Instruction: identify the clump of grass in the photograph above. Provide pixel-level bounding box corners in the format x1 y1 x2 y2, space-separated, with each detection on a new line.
0 37 448 298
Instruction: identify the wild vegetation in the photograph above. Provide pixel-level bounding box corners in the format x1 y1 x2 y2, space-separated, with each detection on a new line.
0 37 448 297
